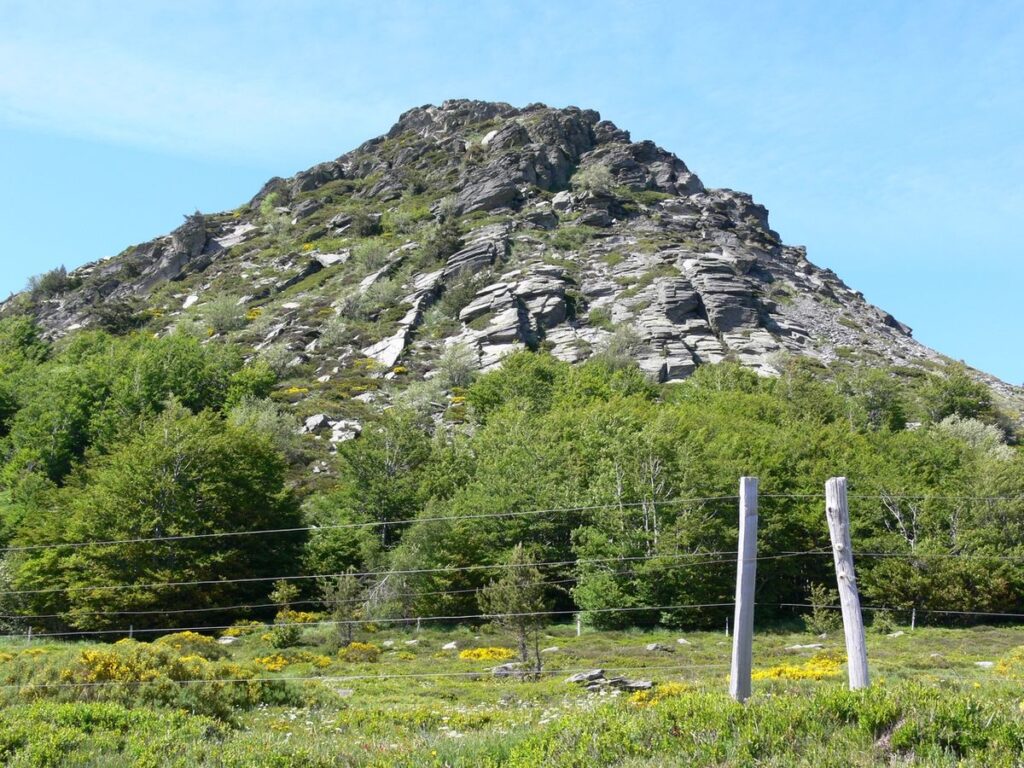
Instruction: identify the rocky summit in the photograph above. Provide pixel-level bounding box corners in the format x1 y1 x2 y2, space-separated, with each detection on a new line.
4 99 1018 408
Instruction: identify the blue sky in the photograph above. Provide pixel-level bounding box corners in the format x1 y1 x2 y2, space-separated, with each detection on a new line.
1 1 1021 382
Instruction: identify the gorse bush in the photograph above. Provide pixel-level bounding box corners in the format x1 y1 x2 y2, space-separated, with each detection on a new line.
0 639 304 719
338 642 381 663
458 647 516 661
752 651 844 681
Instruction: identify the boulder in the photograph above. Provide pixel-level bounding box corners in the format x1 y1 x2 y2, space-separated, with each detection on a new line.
291 198 323 221
566 669 604 684
303 414 333 434
330 420 362 443
645 643 675 653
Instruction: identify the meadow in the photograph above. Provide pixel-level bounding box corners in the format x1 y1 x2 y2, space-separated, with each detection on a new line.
0 621 1023 767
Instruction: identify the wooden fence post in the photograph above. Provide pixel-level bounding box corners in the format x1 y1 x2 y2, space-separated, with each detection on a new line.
729 476 758 703
825 477 870 690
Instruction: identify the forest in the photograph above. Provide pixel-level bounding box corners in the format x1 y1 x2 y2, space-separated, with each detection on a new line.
0 313 1020 639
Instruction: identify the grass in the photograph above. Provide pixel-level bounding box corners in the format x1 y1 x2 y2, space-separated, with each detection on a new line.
0 624 1022 765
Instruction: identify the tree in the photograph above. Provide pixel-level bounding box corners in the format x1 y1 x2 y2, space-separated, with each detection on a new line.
478 544 549 668
321 568 365 646
920 365 995 423
9 405 301 630
268 579 302 648
336 408 433 548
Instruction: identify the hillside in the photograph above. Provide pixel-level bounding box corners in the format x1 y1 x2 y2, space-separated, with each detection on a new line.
1 101 1022 642
5 99 1019 414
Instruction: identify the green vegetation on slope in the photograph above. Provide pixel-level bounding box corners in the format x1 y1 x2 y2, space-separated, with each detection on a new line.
0 625 1023 766
0 314 1021 635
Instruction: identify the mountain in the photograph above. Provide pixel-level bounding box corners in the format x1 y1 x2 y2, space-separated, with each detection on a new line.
4 99 1020 413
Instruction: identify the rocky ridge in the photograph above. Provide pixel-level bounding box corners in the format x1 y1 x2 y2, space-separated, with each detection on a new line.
5 99 1019 414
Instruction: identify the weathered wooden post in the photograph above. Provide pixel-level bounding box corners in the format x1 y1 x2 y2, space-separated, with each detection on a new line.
729 476 758 703
825 477 870 690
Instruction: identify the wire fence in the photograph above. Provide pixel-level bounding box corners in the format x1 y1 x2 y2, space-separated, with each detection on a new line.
0 487 1022 701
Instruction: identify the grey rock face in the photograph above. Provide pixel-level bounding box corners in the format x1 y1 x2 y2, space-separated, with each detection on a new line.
8 98 1019 413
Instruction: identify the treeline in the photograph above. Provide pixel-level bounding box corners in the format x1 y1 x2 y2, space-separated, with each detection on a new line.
0 315 1021 634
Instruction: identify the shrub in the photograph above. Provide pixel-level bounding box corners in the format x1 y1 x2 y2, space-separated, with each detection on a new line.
458 647 516 661
995 646 1024 679
202 295 246 334
571 163 615 195
419 219 463 263
352 240 391 271
253 654 289 673
752 651 844 681
339 642 381 663
319 314 350 349
436 342 478 389
28 266 79 299
629 681 689 706
268 580 303 648
2 640 302 719
153 631 228 660
805 583 841 635
220 621 264 638
549 227 596 252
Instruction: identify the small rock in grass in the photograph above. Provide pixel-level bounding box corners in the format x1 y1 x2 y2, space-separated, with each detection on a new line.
975 661 995 668
404 639 419 646
442 641 458 650
785 643 824 650
676 638 691 645
646 643 675 653
382 640 395 648
566 669 605 685
217 636 239 645
492 663 527 678
887 631 905 638
541 646 560 654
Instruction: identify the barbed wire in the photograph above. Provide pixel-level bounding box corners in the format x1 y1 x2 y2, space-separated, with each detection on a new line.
0 496 741 556
0 662 730 692
6 492 1017 559
2 601 737 640
778 602 1024 619
0 549 750 599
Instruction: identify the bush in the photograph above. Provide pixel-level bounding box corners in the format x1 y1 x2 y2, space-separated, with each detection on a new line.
0 640 302 719
436 342 478 389
571 163 615 195
751 651 844 681
805 583 841 635
153 631 228 660
458 647 516 661
202 295 246 334
27 266 78 299
339 642 380 663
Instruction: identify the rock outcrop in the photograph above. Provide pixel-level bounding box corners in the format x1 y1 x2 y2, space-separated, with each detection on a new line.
4 99 1019 411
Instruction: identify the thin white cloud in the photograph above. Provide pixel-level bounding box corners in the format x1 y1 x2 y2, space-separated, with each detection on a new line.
0 38 395 162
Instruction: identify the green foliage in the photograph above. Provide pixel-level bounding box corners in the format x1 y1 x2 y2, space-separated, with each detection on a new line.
436 342 478 389
200 295 246 334
571 163 615 195
224 361 277 409
320 568 365 645
268 580 303 648
805 582 841 634
478 544 550 664
26 266 79 299
549 226 598 252
8 405 300 630
919 364 995 423
418 217 463 263
90 298 145 334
